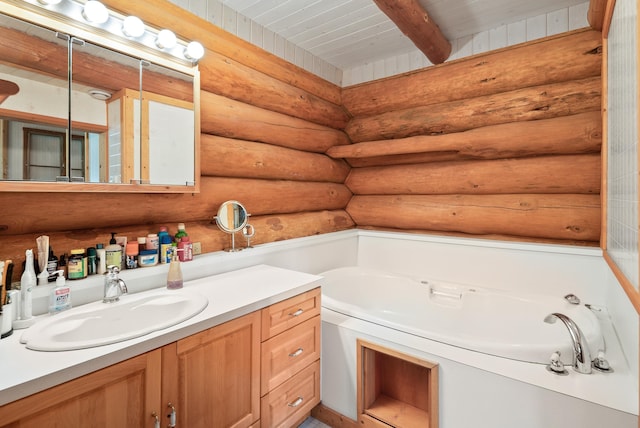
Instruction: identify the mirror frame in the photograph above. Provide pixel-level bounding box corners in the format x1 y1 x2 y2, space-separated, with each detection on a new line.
0 1 200 193
215 201 249 233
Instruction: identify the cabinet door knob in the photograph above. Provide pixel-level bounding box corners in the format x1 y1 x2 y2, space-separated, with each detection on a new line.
151 412 160 428
289 348 304 358
289 308 304 317
287 396 304 408
167 403 176 428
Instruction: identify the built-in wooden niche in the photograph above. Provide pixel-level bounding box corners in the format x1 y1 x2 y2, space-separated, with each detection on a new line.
357 339 439 428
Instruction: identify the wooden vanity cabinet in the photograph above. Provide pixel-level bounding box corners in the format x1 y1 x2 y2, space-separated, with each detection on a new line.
0 350 162 428
162 311 261 428
0 287 319 428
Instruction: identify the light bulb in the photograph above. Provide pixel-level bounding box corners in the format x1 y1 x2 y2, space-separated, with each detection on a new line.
184 41 205 61
82 1 109 24
37 0 62 5
155 29 177 49
122 16 145 38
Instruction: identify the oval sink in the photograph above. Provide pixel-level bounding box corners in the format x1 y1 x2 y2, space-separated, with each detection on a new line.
20 289 208 351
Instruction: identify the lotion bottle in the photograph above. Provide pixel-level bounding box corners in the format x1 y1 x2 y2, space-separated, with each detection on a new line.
166 248 183 290
105 232 122 270
49 270 72 314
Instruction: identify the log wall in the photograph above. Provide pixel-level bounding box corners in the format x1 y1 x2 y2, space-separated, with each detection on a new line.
0 0 354 278
336 29 603 245
0 3 603 279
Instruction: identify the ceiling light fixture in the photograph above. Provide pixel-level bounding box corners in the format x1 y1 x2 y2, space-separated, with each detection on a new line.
122 15 145 38
37 0 63 5
88 89 112 100
81 0 109 24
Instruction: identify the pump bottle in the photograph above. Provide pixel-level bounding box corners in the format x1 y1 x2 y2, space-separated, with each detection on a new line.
105 232 122 270
166 248 183 290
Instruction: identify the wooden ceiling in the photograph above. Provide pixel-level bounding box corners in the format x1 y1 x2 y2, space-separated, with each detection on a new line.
219 0 604 69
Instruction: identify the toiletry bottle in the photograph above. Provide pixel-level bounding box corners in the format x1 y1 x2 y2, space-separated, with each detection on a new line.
67 249 86 280
49 270 72 314
175 223 188 243
47 247 58 282
159 231 173 264
105 232 122 270
86 247 97 275
166 249 183 289
146 233 159 256
178 236 193 262
96 243 106 275
18 249 36 326
125 242 139 269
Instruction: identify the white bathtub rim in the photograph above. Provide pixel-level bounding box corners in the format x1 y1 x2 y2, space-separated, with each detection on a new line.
322 306 638 416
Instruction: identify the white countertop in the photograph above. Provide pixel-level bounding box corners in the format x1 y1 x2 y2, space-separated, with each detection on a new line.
0 264 322 406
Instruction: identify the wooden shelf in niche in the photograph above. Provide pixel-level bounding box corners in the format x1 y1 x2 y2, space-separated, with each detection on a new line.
357 339 439 428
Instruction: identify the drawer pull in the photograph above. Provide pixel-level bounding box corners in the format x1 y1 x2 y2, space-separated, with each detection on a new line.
288 396 304 408
289 348 304 358
289 308 304 317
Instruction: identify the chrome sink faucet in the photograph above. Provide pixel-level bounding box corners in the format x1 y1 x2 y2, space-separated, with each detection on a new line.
544 312 592 374
103 265 128 303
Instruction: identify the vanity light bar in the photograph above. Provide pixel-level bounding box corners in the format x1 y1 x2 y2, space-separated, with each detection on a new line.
20 0 205 65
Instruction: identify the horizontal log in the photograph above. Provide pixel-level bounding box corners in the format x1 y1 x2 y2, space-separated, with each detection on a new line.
328 112 602 161
201 135 350 183
0 178 351 236
346 154 601 195
201 91 350 153
199 52 349 129
203 177 352 216
347 194 600 242
345 77 601 143
342 29 601 117
102 0 342 106
2 210 355 280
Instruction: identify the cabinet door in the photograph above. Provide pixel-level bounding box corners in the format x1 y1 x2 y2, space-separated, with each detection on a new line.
163 311 261 428
0 349 162 428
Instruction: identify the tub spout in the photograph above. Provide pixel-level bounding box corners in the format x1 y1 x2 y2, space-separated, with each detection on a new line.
544 313 592 374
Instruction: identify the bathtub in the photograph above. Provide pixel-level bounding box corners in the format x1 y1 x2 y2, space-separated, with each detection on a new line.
321 266 604 365
319 265 637 427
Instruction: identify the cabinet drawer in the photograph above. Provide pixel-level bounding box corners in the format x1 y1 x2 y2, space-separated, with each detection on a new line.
261 287 320 340
261 360 320 428
261 315 320 394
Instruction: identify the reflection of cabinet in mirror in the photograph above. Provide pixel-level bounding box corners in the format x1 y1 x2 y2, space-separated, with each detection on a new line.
0 3 199 192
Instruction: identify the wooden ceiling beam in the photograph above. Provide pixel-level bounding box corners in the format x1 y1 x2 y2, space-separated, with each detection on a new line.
373 0 451 64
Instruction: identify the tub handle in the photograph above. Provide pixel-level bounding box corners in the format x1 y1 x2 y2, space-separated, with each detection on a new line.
289 308 304 317
289 348 304 358
288 396 304 408
430 287 462 300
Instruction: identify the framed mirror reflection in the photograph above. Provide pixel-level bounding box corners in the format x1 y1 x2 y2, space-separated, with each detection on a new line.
0 5 200 192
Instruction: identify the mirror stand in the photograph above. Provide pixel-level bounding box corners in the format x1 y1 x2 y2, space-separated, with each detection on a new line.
214 200 251 252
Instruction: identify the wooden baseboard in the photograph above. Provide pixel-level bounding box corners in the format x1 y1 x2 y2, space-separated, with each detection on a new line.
311 403 359 428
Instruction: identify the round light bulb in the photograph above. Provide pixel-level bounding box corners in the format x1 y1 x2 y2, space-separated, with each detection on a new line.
122 16 145 38
82 1 109 24
184 41 205 61
37 0 62 5
155 29 177 49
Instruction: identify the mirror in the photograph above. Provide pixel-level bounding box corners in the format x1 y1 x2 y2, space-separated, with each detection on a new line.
214 201 252 252
0 7 198 191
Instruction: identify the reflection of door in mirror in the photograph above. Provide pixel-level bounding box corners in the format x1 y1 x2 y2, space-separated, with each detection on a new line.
13 126 89 182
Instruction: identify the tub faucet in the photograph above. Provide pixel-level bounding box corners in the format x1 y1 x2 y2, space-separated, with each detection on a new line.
544 313 592 374
103 265 128 303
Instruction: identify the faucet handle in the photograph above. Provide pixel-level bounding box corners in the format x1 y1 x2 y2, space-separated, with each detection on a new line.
546 351 568 375
592 351 613 373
